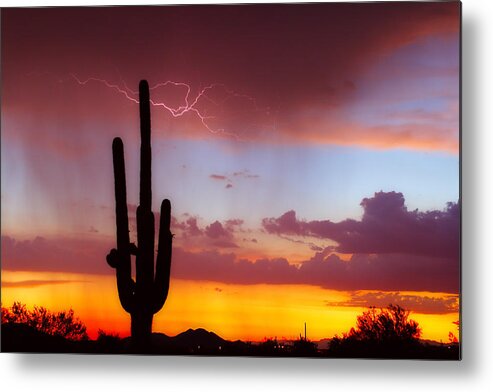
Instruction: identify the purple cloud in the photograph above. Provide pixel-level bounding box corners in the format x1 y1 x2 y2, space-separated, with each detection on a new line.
204 221 238 248
181 217 203 237
1 235 111 275
170 246 458 293
1 235 459 292
324 291 458 314
171 247 299 285
262 191 459 259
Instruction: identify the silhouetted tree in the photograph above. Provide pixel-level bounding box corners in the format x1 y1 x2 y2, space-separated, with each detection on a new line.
347 304 421 342
1 305 9 323
449 319 460 343
329 304 421 358
2 302 88 341
106 80 173 350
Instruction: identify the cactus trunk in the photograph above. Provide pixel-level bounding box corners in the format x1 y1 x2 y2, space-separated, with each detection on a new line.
131 311 153 347
107 80 172 351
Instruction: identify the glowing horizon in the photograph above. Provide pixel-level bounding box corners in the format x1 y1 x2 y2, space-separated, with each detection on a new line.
1 271 459 343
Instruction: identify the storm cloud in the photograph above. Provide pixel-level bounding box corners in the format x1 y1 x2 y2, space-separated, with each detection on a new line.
263 191 459 259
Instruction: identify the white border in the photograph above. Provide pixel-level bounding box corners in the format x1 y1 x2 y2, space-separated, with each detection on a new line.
2 0 492 391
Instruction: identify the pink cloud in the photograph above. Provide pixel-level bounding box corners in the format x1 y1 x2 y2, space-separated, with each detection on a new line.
1 235 111 275
180 217 203 238
171 247 458 293
205 221 230 239
1 235 459 293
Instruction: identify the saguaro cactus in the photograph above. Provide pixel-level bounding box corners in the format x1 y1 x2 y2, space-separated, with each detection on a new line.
106 80 172 349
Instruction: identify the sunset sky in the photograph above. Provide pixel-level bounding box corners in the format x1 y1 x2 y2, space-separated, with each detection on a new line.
1 3 460 342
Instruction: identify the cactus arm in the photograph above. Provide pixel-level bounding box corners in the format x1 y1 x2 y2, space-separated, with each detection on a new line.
112 137 130 252
152 199 173 313
111 137 135 313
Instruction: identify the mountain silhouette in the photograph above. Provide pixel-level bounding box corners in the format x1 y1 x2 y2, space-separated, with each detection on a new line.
110 328 227 354
173 328 226 350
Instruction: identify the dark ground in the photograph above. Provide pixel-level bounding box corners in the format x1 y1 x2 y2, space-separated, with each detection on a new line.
1 322 460 359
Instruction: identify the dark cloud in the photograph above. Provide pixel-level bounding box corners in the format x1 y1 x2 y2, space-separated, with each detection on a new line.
297 251 458 293
263 210 302 235
171 247 298 285
169 215 246 247
2 3 459 151
263 191 460 259
1 235 458 292
204 221 238 248
171 246 458 293
278 234 325 253
166 214 247 248
3 4 459 105
176 217 244 241
325 291 458 314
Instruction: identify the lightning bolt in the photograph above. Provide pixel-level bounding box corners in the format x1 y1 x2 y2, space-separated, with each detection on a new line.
69 73 272 140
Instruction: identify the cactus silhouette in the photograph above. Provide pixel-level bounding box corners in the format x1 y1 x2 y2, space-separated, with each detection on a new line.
106 80 172 349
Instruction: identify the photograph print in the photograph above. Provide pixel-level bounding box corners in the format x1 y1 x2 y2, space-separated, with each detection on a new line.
1 1 461 358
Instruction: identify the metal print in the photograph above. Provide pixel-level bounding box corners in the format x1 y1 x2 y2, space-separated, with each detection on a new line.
0 2 461 358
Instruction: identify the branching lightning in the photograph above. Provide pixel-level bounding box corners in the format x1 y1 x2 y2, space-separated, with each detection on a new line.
69 73 272 140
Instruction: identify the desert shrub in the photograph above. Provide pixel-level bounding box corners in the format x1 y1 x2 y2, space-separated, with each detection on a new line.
2 302 88 341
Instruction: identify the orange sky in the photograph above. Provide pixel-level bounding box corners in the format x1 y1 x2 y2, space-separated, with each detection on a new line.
1 271 459 343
